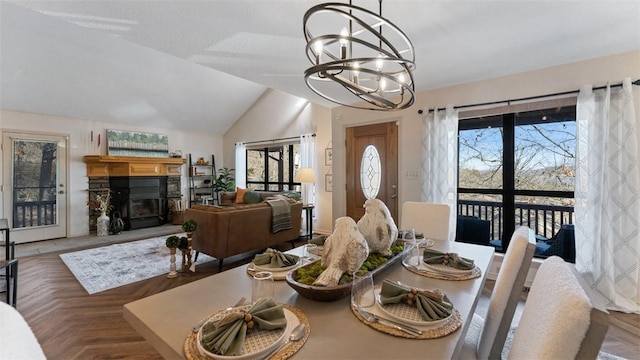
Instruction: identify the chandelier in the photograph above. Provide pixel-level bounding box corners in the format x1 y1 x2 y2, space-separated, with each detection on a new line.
303 0 415 111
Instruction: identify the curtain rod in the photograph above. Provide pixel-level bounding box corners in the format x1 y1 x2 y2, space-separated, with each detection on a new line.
419 79 640 114
239 133 316 146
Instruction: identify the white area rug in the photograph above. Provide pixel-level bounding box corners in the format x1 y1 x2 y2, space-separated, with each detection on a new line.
60 234 215 294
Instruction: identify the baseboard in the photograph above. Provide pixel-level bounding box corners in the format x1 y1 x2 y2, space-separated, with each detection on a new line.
487 253 543 288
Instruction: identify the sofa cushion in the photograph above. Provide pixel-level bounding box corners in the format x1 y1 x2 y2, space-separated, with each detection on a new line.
235 187 250 204
244 190 262 204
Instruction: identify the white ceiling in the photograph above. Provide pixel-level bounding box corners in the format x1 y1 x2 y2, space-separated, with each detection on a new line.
1 1 639 134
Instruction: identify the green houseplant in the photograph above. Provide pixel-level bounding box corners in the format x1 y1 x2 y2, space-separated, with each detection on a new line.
182 219 197 234
165 235 180 249
213 167 235 192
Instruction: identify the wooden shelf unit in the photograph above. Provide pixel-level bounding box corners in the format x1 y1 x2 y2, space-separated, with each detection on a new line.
188 154 217 207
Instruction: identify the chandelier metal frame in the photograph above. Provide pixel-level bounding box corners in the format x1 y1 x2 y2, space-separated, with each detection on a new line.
303 1 415 111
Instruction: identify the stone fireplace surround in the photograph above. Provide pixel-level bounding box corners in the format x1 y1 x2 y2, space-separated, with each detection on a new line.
84 156 185 233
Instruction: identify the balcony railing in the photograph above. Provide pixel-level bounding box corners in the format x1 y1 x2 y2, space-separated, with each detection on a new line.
13 200 57 228
458 199 574 240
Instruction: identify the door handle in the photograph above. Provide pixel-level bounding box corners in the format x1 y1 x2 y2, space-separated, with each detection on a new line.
391 184 397 199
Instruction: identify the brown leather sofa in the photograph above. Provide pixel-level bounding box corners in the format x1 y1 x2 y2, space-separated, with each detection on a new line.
184 191 302 271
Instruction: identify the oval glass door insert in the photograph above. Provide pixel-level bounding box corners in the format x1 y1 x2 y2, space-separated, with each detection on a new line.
360 145 381 199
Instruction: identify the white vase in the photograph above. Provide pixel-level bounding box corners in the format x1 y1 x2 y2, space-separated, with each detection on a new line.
97 211 110 236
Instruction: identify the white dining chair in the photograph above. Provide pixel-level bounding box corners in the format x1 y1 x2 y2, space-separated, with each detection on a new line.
503 256 609 360
460 226 536 360
0 302 47 359
400 201 450 241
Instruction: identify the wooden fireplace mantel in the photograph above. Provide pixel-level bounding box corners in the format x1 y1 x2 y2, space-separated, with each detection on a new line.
84 155 186 177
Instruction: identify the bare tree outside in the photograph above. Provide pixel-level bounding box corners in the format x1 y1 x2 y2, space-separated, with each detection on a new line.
458 110 576 240
247 144 301 191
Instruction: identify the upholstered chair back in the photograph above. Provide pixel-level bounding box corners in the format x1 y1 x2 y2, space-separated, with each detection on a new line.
507 256 609 359
477 226 535 359
400 201 450 241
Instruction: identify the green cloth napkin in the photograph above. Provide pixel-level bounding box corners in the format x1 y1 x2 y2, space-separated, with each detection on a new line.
253 248 299 268
423 249 475 270
200 298 287 356
379 280 454 321
309 235 327 246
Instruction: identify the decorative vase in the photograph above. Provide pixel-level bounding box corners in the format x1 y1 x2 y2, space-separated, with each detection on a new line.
97 211 109 236
167 248 178 278
110 211 125 235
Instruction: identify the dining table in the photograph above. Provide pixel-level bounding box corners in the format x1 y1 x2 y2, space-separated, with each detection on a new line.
123 239 495 360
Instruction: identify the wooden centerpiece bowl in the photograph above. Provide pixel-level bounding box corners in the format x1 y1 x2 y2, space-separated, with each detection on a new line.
285 244 403 302
285 260 352 302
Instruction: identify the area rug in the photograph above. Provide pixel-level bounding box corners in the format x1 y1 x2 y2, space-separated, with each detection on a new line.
60 234 215 294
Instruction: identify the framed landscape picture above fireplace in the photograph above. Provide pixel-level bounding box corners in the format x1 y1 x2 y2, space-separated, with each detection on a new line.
107 129 169 157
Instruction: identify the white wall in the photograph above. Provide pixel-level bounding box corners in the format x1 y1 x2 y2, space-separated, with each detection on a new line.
331 50 640 225
223 88 333 234
0 110 222 238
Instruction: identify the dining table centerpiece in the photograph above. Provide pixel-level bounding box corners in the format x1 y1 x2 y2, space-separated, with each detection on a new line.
286 216 404 302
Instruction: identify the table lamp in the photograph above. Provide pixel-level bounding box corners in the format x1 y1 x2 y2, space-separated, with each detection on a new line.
295 168 317 205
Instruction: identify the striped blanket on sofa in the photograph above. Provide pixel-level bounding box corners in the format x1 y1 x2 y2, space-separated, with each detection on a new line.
265 197 292 233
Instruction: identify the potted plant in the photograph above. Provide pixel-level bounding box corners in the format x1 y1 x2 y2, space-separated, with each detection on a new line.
213 167 236 193
182 219 197 236
165 235 180 278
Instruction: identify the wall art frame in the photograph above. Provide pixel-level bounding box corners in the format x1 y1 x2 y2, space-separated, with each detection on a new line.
325 148 333 166
325 174 333 192
107 129 169 157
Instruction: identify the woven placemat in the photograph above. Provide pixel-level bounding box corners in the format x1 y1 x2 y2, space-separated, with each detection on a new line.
184 304 310 360
403 263 482 281
350 304 461 339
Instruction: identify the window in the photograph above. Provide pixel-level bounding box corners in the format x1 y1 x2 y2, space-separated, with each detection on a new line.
246 143 302 191
458 105 576 252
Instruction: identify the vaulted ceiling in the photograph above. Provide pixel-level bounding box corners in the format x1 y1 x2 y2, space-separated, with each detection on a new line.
1 1 639 134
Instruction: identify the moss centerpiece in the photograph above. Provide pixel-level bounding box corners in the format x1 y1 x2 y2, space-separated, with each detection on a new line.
285 242 403 302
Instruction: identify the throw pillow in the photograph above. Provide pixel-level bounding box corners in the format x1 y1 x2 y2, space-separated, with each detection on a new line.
235 187 249 204
243 190 262 204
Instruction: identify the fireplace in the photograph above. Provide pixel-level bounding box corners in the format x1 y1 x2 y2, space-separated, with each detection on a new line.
110 176 167 230
84 155 185 233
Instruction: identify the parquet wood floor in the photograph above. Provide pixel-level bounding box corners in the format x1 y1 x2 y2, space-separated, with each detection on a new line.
7 239 640 359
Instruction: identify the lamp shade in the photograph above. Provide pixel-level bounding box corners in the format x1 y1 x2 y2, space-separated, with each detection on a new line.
296 168 317 183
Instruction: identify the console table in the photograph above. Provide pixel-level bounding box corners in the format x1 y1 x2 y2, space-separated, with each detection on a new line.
301 204 314 239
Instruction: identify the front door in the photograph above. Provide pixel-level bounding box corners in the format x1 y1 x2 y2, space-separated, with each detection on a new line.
346 121 398 224
2 131 68 243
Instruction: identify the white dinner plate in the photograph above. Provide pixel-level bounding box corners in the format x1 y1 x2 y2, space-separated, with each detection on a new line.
375 290 451 327
252 258 301 272
421 262 473 275
197 305 296 360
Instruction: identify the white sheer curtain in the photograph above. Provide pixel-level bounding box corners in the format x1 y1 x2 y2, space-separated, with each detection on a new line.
299 134 316 205
421 105 458 241
575 78 640 313
234 142 246 188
